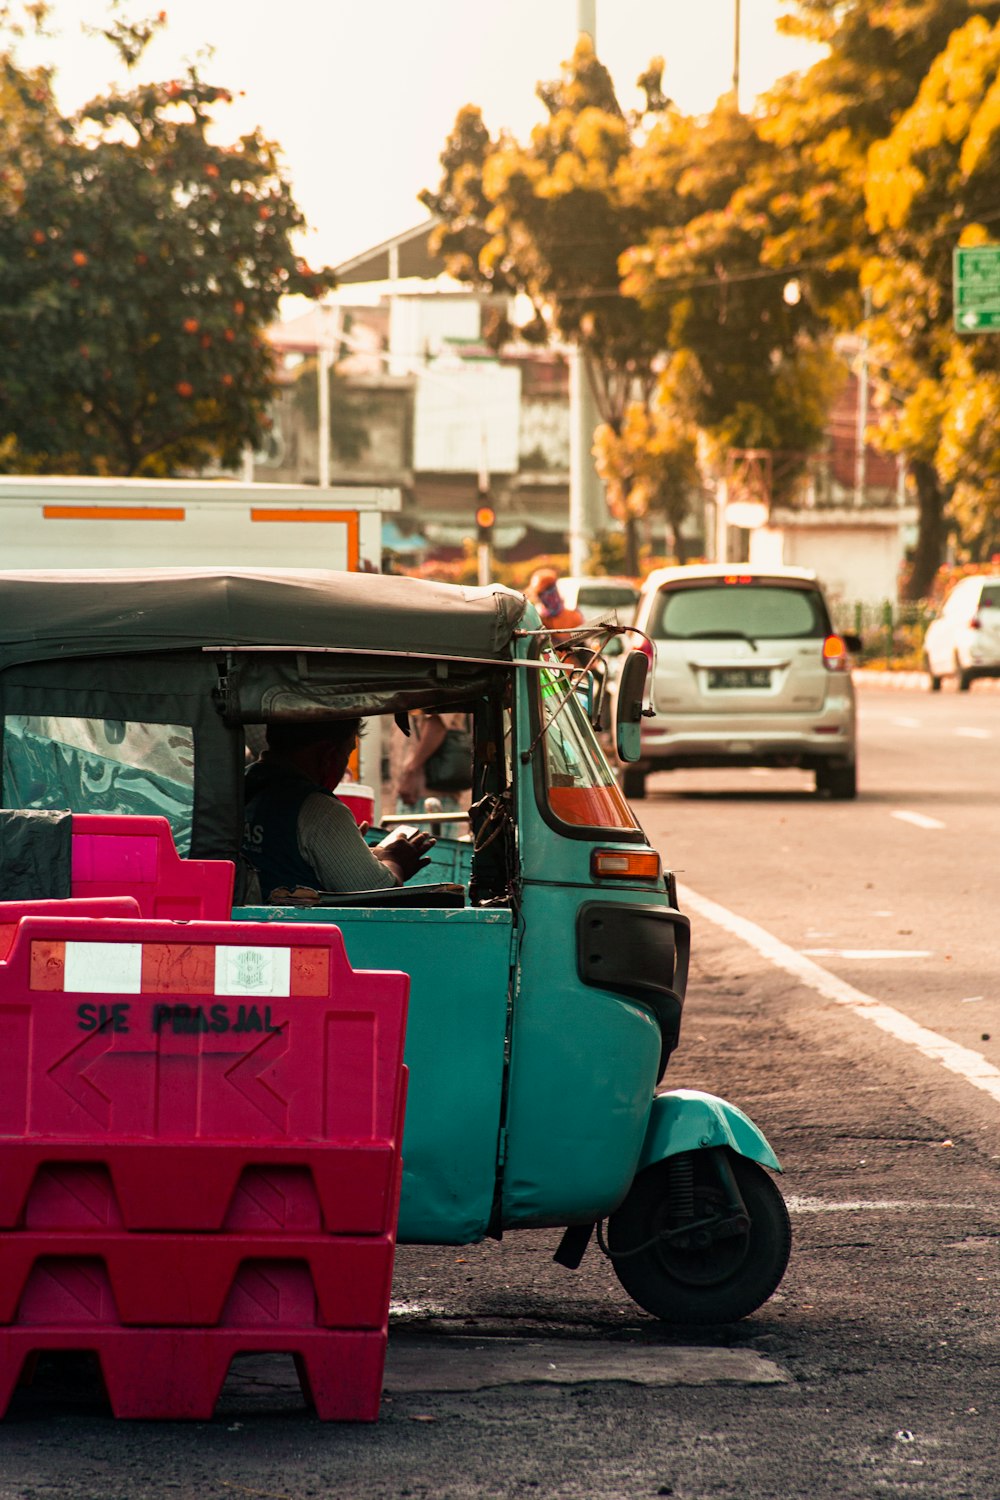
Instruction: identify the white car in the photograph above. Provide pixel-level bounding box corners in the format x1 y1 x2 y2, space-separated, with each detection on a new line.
556 576 639 625
923 574 1000 691
623 564 860 800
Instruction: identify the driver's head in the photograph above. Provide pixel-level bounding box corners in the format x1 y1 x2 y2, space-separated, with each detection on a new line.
265 717 362 789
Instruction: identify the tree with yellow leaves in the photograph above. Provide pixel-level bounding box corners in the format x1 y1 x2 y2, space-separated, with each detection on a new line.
865 12 1000 584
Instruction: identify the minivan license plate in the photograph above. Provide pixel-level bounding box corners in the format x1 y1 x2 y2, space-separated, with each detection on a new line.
707 668 771 689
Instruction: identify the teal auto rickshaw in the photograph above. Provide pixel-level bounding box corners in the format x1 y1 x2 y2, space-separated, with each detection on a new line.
0 567 790 1323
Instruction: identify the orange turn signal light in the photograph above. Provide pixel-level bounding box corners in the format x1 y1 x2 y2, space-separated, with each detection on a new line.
822 633 848 671
591 849 662 881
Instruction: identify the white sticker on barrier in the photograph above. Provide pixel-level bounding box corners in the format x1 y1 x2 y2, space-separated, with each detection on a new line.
64 941 143 994
214 945 292 997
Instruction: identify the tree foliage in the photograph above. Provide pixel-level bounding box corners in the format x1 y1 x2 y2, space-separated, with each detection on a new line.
864 13 1000 574
423 37 852 571
422 39 687 571
0 9 334 475
423 5 1000 590
755 0 1000 593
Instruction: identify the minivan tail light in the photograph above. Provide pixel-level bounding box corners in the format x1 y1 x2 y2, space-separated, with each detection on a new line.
637 637 654 667
822 634 849 672
591 849 662 881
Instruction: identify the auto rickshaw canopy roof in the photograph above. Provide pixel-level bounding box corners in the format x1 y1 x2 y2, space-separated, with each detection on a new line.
0 568 528 669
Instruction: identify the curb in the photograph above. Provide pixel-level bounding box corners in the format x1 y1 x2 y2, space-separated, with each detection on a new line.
852 669 1000 692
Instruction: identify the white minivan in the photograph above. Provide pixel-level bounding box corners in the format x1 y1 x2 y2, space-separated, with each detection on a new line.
624 564 861 800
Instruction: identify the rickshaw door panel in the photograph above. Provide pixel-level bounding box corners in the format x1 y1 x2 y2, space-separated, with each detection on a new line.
235 904 512 1244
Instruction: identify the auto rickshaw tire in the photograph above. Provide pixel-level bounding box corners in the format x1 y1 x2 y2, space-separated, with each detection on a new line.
958 663 974 692
606 1151 791 1325
923 655 942 692
620 766 647 799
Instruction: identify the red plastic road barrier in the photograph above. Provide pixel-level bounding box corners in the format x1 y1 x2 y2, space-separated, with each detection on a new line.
71 815 234 920
0 1141 401 1235
0 917 408 1228
0 915 409 1420
0 915 407 1136
0 1326 387 1420
2 1231 396 1327
0 899 140 961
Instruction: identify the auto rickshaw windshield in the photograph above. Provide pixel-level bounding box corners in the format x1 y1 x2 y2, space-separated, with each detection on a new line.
536 664 639 831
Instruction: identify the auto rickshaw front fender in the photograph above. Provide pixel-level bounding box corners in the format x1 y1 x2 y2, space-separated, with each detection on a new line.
637 1088 782 1174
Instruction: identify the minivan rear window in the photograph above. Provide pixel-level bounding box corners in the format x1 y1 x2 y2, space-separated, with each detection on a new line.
577 586 638 610
651 582 829 641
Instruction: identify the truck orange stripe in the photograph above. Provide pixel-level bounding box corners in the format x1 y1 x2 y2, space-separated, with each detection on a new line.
43 506 185 521
250 509 360 569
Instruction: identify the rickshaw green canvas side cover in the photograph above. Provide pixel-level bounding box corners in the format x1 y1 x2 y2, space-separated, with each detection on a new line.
235 904 512 1244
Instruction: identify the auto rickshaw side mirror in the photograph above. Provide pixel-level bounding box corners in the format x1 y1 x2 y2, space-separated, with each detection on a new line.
615 649 649 763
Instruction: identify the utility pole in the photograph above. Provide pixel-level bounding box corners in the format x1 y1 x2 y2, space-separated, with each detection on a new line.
733 0 741 109
568 0 602 574
317 304 341 488
853 287 872 508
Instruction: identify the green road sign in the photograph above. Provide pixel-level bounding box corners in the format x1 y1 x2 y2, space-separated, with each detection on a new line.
953 245 1000 332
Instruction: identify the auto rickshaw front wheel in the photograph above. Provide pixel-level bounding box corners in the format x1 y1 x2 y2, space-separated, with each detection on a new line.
606 1149 791 1324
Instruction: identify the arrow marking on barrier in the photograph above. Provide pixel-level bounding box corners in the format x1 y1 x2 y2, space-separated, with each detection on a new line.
48 1022 116 1130
223 1026 290 1130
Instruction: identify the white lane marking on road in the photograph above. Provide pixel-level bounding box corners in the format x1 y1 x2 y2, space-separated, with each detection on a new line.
955 727 992 739
678 882 1000 1106
891 717 922 729
786 1197 979 1214
800 949 932 959
892 810 946 830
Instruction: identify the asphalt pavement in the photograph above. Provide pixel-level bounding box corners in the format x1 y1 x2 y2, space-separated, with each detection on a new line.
4 675 1000 1498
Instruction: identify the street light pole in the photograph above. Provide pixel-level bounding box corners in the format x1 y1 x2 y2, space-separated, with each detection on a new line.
853 287 872 508
569 0 601 575
733 0 741 108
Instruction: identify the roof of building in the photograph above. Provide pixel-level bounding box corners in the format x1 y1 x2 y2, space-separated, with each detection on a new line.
332 221 445 284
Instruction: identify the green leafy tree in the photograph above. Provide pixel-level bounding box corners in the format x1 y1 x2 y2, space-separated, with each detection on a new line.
0 10 334 475
865 13 1000 579
756 0 1000 594
619 97 842 501
592 382 701 565
422 38 674 572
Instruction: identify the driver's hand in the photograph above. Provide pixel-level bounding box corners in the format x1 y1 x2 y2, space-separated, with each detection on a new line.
375 830 436 883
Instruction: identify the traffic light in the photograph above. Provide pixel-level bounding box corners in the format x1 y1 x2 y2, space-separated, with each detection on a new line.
476 501 496 545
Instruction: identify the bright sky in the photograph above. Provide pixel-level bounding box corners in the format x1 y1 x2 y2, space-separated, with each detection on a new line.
20 1 821 270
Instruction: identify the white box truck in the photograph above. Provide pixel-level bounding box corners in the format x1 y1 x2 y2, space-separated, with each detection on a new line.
0 476 402 573
0 475 405 814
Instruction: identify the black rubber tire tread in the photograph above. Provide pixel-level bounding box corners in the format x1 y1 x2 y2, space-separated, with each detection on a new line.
620 765 647 799
958 667 974 692
607 1153 791 1325
923 655 942 692
816 763 857 799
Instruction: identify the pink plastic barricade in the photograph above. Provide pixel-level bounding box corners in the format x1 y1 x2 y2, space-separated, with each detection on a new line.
0 1142 400 1236
70 815 235 920
0 915 408 1420
1 1232 396 1327
0 1326 387 1421
0 915 407 1147
0 899 140 962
